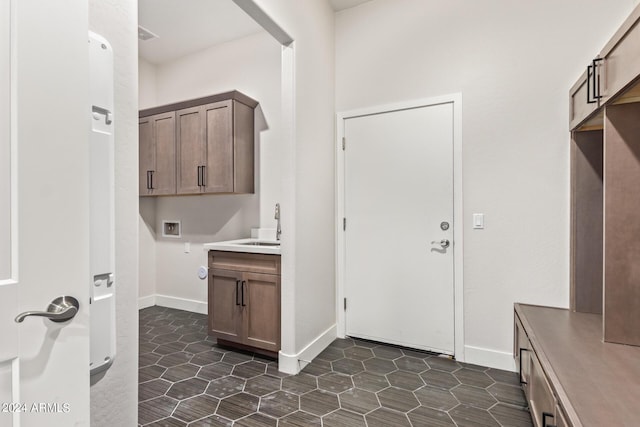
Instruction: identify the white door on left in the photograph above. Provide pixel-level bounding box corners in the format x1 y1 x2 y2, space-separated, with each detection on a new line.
0 0 90 426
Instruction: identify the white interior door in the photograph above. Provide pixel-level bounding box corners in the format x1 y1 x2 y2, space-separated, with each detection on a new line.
0 1 90 426
344 101 455 355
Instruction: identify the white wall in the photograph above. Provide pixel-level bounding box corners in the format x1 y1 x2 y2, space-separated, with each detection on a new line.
89 0 139 425
138 57 157 109
335 0 637 369
247 0 337 371
138 59 158 302
138 31 282 309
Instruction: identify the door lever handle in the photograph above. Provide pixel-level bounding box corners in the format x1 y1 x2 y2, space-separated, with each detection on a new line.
431 239 450 249
15 296 80 323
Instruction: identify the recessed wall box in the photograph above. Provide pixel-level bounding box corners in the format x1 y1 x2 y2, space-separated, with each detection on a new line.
162 220 181 238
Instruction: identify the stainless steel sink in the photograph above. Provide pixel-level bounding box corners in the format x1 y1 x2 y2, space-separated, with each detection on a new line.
238 241 280 247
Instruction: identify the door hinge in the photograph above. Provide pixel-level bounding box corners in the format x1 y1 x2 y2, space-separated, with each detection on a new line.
344 298 347 310
342 137 346 150
343 217 346 230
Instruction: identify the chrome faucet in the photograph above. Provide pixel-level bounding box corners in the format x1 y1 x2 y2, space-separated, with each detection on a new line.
275 203 281 241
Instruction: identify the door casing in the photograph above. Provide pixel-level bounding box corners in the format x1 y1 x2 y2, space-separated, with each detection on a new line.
335 93 464 361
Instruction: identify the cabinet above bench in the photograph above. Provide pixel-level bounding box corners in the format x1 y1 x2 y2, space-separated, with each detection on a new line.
139 91 258 197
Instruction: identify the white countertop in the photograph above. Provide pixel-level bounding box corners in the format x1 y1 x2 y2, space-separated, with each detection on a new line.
203 238 281 255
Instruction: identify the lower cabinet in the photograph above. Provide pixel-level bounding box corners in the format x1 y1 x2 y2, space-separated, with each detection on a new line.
208 251 281 354
529 355 557 427
514 311 568 427
555 405 568 427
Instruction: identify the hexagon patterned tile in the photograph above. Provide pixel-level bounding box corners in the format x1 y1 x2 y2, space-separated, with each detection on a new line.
138 306 533 426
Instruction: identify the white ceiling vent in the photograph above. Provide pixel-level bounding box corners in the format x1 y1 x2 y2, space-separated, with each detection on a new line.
138 25 159 41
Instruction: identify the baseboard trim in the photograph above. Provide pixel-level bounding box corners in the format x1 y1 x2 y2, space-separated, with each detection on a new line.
279 324 337 375
464 345 516 372
138 295 156 310
149 294 208 315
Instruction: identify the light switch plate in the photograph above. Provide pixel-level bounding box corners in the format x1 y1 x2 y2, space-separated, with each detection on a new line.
473 213 484 229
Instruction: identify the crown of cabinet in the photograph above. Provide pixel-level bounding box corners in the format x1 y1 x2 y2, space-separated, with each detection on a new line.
139 91 257 196
570 4 640 131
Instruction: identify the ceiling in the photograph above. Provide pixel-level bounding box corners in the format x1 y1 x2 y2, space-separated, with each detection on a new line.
138 0 372 65
329 0 371 12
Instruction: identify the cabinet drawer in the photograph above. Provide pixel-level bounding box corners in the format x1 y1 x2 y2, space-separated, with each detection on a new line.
530 354 557 427
570 70 600 131
514 313 532 394
209 251 281 275
555 404 569 427
600 6 640 104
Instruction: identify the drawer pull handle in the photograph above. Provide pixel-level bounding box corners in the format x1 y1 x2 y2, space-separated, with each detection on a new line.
235 280 241 306
542 412 556 427
241 280 246 307
519 348 530 384
586 58 603 104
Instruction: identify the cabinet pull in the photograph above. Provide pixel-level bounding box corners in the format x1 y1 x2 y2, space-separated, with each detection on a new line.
235 280 240 306
241 280 246 307
519 348 530 384
150 170 154 189
146 171 151 189
201 165 206 188
197 166 202 187
542 412 556 427
586 58 603 104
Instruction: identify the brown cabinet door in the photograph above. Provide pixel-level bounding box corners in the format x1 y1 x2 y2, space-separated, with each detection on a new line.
139 116 154 195
529 354 557 427
242 272 280 352
139 112 176 196
208 269 243 344
514 314 532 396
569 69 600 131
153 112 177 195
555 405 568 427
176 106 205 194
232 100 255 194
203 100 233 193
600 6 640 104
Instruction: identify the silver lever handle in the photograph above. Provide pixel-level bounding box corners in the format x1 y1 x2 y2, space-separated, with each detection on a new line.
431 239 450 249
15 296 80 323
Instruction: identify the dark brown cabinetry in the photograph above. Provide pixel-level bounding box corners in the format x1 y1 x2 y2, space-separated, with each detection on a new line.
570 5 640 131
139 91 257 197
208 251 280 355
177 100 254 195
139 112 176 196
517 6 640 425
570 3 640 346
514 304 640 427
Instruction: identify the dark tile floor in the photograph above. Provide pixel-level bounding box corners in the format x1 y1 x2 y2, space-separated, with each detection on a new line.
139 306 533 426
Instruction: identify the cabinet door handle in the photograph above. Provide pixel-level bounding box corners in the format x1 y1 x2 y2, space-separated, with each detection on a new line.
241 280 246 307
150 170 154 189
197 166 202 187
201 165 206 188
146 171 151 189
542 412 556 427
235 280 240 306
519 348 530 384
586 58 603 104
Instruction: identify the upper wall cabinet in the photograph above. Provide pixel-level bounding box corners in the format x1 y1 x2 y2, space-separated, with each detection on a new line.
139 112 176 196
570 5 640 131
177 100 254 194
569 68 601 131
599 6 640 106
571 3 640 348
139 91 257 197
